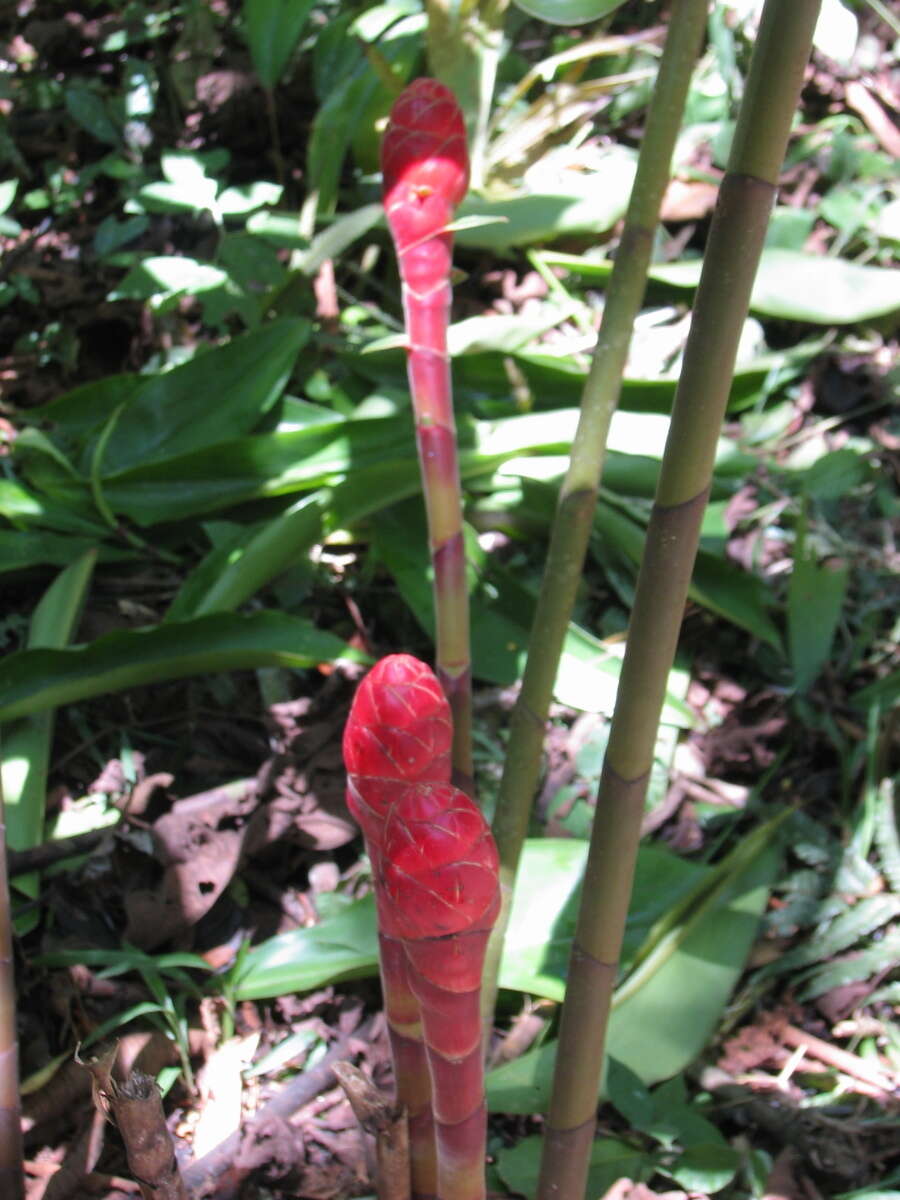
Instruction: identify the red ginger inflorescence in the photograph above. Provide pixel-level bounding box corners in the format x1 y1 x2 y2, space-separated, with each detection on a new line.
343 654 499 1200
381 78 469 296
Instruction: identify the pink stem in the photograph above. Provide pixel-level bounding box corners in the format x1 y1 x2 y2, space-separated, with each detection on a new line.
382 79 474 792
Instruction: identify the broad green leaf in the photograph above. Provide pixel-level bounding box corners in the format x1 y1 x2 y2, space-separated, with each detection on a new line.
595 500 782 650
803 448 870 502
217 180 283 216
28 374 145 440
64 84 120 144
486 819 783 1112
353 332 820 419
545 248 900 323
374 500 694 722
2 551 96 927
512 0 627 22
447 306 581 356
91 412 403 524
94 214 150 257
500 841 707 1000
496 1136 646 1200
294 204 383 276
0 531 112 574
98 318 309 474
109 256 229 302
0 179 17 214
232 839 706 1002
167 492 327 619
0 612 355 723
788 528 849 691
455 151 636 249
652 250 900 324
52 409 575 527
307 13 420 214
243 0 315 89
665 1143 740 1192
236 894 378 999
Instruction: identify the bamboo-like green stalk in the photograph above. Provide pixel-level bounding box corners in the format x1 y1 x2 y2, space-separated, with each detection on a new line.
483 0 710 1029
537 5 822 1196
0 781 24 1200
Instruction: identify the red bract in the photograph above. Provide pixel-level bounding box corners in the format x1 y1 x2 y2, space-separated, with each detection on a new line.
381 782 500 941
344 653 452 850
343 654 452 784
382 78 469 259
343 655 499 1200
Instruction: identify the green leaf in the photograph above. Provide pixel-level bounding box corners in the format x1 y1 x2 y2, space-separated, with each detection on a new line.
486 819 783 1112
109 256 229 302
0 531 114 574
798 929 900 999
98 318 309 474
64 84 120 144
788 527 849 692
28 374 145 441
803 448 870 502
512 0 627 21
652 249 900 324
235 894 379 999
496 1135 647 1200
166 492 326 619
500 841 708 1001
664 1142 740 1192
53 407 573 527
545 248 900 324
307 13 420 214
0 612 356 722
232 838 712 1003
595 500 783 650
2 551 96 926
243 0 315 89
217 180 283 216
373 500 694 722
455 151 636 249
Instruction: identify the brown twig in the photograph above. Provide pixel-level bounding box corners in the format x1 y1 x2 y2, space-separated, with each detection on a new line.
334 1061 410 1200
109 1073 188 1200
78 1047 187 1200
181 1023 366 1196
7 828 111 879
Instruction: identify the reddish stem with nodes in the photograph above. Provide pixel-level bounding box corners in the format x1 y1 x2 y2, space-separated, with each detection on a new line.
381 81 473 793
344 655 499 1200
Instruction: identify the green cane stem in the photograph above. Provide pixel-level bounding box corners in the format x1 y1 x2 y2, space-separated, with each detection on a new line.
537 5 823 1197
483 0 710 1030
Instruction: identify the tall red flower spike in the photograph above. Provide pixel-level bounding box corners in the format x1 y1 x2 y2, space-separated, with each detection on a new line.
344 655 499 1200
381 78 470 297
381 80 474 792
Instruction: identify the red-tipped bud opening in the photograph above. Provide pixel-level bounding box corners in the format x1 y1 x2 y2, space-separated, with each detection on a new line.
343 654 452 788
380 782 500 942
381 79 469 280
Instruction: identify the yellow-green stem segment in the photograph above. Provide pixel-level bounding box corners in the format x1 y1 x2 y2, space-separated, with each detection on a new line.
537 4 822 1197
483 0 710 1033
